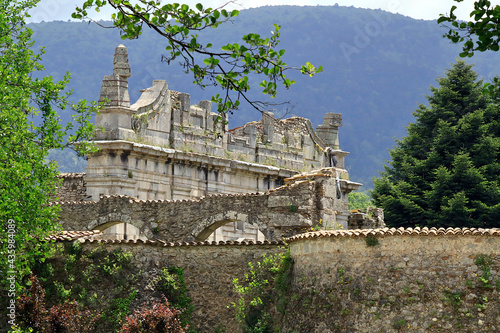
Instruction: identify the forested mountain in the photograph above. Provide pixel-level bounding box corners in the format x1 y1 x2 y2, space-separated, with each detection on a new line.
31 5 500 188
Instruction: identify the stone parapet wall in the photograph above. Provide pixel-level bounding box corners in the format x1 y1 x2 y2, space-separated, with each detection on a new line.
57 169 358 241
77 240 284 332
56 173 88 201
284 228 500 332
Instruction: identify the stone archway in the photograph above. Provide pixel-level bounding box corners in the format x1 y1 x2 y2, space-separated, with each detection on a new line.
192 211 267 242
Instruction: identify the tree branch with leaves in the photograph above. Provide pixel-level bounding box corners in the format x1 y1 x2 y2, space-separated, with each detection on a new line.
73 0 322 120
438 0 500 57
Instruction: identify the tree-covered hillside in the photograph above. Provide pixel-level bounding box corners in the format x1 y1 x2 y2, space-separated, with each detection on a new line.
31 5 500 188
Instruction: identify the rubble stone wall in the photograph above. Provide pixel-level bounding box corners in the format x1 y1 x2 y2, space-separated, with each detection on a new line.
56 173 88 201
57 169 369 241
58 177 314 241
78 241 284 333
284 229 500 332
47 229 500 333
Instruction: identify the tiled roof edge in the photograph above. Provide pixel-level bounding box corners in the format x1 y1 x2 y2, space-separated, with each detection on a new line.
286 227 500 242
45 230 103 241
57 173 86 178
50 190 269 206
48 233 285 247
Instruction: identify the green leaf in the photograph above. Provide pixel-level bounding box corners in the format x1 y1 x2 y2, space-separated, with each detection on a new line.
437 16 449 24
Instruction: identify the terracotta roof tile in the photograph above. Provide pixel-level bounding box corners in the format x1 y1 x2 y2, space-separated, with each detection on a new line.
57 173 86 178
286 227 500 242
45 230 103 242
48 232 285 247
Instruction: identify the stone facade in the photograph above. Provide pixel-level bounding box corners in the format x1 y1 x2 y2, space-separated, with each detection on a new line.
57 44 364 240
56 168 365 242
88 45 354 202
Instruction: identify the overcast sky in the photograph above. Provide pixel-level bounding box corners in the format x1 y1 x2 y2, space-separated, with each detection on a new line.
29 0 478 23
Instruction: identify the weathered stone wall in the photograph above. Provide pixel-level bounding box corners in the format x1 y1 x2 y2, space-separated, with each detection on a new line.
39 228 500 333
284 228 500 332
55 173 88 201
77 240 284 332
85 44 360 206
57 169 370 241
57 171 355 241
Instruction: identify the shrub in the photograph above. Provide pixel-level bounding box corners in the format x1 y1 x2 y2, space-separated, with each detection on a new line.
120 297 187 333
16 275 100 332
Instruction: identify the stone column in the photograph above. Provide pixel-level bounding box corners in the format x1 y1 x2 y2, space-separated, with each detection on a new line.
262 112 274 143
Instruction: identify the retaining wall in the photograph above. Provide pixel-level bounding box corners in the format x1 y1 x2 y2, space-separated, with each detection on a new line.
284 228 500 332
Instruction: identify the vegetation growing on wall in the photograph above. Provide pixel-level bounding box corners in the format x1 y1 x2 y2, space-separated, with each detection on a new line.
12 243 194 332
233 249 293 333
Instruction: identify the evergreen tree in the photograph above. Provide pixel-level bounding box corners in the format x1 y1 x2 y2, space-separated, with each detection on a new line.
372 61 500 228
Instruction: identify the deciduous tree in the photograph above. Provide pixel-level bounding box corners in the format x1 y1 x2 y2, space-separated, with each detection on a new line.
0 0 99 284
439 0 500 57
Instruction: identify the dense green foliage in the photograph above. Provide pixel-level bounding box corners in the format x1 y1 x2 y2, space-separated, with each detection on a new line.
439 0 500 57
14 243 192 332
0 0 98 285
348 192 373 212
30 6 500 187
372 61 500 228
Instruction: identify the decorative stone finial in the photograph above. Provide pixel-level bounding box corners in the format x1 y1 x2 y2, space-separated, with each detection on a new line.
316 113 342 149
99 45 131 107
113 44 131 78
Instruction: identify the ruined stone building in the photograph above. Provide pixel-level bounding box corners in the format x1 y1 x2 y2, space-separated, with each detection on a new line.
57 45 374 241
44 47 500 333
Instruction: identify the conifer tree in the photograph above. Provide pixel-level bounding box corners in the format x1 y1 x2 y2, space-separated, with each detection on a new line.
372 61 500 228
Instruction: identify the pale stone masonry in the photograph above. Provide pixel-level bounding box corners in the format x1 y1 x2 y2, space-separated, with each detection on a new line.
58 44 365 240
57 168 359 241
285 227 500 332
87 45 358 199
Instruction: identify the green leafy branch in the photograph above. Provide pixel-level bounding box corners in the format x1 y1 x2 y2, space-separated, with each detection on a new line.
438 0 500 57
73 1 322 118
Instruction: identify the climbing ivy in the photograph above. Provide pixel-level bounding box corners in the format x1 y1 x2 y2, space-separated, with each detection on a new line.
233 248 293 333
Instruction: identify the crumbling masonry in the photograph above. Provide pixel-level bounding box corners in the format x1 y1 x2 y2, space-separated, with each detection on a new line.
57 44 380 241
